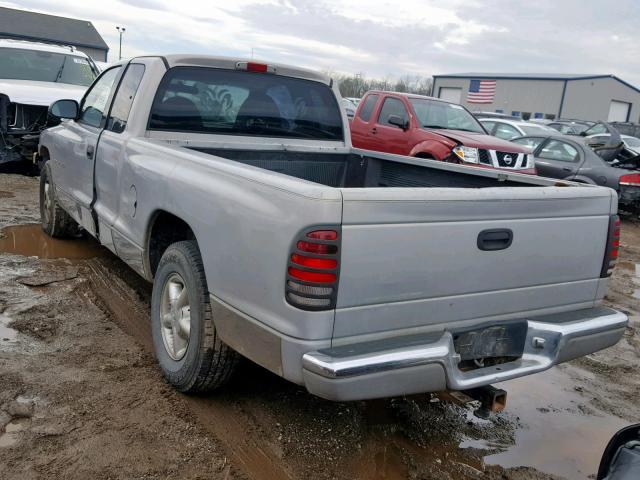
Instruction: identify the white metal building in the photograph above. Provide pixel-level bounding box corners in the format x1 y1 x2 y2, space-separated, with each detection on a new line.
432 73 640 123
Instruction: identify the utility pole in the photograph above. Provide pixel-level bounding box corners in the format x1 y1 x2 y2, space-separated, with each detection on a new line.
116 26 126 60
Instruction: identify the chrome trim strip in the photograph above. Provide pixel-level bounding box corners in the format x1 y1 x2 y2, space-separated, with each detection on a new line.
302 308 627 390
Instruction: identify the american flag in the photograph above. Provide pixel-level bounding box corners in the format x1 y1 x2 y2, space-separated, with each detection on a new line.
467 79 496 104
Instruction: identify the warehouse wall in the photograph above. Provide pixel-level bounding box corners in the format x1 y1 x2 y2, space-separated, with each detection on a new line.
75 46 107 62
432 77 565 118
562 77 640 122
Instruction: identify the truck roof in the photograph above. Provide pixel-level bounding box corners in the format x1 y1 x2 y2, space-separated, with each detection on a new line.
364 90 450 104
126 54 332 85
0 38 89 57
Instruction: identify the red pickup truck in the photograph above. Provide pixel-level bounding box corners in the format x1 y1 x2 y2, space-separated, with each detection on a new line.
350 91 536 174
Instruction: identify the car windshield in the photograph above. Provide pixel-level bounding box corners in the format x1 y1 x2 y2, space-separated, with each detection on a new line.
410 98 484 133
521 125 554 135
149 67 344 140
0 47 97 86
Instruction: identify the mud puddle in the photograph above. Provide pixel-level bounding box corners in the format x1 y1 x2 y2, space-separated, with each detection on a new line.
0 313 18 348
0 224 104 259
0 418 28 448
461 365 628 480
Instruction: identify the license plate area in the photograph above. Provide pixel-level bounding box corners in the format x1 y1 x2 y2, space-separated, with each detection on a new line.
452 321 527 370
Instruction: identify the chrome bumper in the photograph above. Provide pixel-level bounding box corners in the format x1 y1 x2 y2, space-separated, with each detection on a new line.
302 307 628 401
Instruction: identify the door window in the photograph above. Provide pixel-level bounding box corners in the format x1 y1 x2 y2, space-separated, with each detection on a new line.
511 137 545 150
494 123 520 140
358 94 378 122
377 97 408 127
79 67 121 128
108 64 146 133
538 140 580 162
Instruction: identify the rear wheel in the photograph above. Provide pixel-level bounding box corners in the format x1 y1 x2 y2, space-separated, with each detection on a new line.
151 240 239 392
39 163 79 238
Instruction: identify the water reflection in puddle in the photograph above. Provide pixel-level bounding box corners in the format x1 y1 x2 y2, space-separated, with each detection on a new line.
0 313 17 347
0 418 28 448
463 366 628 480
0 224 103 259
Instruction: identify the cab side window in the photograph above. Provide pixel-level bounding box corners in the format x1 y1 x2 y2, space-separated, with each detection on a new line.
538 140 580 162
79 67 121 128
358 94 379 122
378 97 408 127
108 64 146 133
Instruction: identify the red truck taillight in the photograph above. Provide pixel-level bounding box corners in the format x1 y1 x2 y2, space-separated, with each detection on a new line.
286 228 340 310
601 215 620 277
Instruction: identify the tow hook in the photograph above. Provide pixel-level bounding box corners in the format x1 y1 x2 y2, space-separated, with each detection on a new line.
463 385 507 419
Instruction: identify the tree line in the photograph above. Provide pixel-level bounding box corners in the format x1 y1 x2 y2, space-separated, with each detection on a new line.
334 73 433 99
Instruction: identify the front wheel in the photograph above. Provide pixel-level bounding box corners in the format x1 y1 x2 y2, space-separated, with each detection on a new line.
39 163 78 238
151 240 239 392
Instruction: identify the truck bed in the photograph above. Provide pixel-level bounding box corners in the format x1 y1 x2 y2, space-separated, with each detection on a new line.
189 147 536 189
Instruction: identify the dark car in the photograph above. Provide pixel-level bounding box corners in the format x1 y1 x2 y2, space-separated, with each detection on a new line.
511 133 640 211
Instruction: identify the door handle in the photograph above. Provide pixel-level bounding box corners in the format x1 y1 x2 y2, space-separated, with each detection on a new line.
477 229 513 251
562 167 572 172
86 145 95 159
370 127 377 134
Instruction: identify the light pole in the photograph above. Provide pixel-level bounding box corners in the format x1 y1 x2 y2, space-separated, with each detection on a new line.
116 26 126 60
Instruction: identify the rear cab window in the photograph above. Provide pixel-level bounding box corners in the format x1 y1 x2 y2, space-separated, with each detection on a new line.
357 94 379 122
148 67 343 141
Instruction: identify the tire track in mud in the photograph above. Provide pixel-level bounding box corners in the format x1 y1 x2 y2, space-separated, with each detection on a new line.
82 257 295 480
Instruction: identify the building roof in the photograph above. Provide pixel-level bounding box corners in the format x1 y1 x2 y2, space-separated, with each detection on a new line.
0 7 108 52
434 73 609 80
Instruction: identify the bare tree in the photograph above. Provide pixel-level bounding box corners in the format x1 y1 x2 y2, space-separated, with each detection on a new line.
333 73 433 98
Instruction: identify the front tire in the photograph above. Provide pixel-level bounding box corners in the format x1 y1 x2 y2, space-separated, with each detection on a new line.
39 163 78 238
151 240 239 392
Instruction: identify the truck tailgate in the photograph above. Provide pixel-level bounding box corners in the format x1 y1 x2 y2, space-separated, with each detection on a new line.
334 186 614 339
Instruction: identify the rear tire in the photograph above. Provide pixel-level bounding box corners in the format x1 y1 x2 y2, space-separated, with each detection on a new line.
39 163 79 238
151 240 239 392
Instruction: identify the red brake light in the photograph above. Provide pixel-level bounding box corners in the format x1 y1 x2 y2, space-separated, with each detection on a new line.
291 254 337 269
288 267 336 284
286 227 340 310
247 62 268 72
307 230 338 241
620 174 640 186
297 241 337 255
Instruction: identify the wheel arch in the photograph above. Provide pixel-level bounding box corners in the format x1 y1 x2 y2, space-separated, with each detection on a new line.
145 210 198 280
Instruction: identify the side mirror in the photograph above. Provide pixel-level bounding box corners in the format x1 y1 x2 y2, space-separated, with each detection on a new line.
387 114 409 130
49 99 79 120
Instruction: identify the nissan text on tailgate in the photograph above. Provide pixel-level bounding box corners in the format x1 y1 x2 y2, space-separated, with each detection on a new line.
350 90 536 174
38 55 627 401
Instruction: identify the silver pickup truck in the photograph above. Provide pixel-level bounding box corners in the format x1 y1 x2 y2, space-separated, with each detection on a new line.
38 55 627 401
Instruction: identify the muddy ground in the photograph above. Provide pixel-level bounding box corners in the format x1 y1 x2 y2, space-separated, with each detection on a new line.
0 173 638 480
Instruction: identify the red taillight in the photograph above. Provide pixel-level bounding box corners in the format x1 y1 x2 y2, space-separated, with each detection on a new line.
307 230 338 241
601 215 620 277
296 241 337 255
286 228 340 311
288 267 336 284
620 174 640 186
291 254 337 269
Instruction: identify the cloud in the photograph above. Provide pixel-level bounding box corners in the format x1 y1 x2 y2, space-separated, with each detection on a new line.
2 0 639 87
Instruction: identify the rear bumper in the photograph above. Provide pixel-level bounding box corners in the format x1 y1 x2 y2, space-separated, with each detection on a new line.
302 306 627 401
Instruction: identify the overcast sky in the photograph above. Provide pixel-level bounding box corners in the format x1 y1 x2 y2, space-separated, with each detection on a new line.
3 0 640 85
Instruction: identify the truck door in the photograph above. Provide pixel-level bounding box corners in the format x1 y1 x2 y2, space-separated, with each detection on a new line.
53 66 122 234
93 63 146 265
371 96 411 155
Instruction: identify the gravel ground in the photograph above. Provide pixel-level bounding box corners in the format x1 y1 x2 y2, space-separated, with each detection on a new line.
1 173 638 480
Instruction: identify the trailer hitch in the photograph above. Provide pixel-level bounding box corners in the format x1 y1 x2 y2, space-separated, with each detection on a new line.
463 385 507 419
